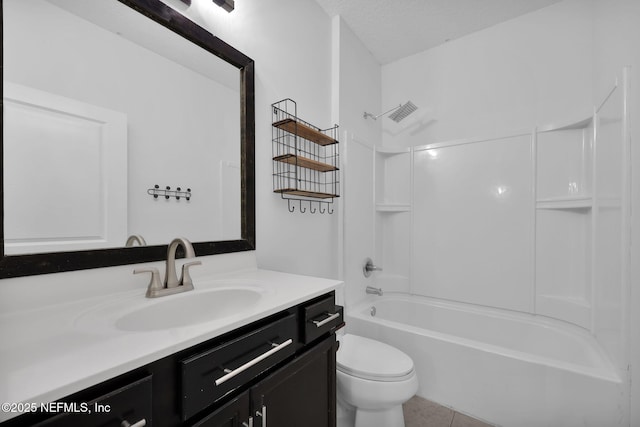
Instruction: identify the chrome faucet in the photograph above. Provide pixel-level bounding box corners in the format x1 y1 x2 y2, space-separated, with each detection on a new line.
125 234 147 247
165 237 200 288
134 237 201 298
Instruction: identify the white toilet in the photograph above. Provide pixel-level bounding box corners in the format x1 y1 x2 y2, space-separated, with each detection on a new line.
336 334 418 427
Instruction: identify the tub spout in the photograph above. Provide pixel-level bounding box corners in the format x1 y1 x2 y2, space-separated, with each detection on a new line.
366 286 383 296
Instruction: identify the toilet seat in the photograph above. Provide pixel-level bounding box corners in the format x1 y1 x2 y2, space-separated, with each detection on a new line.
337 334 415 382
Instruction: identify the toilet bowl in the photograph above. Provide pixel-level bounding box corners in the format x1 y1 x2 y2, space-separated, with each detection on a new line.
336 334 418 427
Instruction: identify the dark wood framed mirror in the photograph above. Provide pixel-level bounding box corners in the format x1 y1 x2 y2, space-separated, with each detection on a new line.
0 0 255 278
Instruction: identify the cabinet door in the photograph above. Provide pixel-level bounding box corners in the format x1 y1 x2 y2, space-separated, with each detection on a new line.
192 391 251 427
250 337 336 427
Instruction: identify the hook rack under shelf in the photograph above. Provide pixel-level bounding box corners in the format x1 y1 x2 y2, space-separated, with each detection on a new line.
286 199 335 214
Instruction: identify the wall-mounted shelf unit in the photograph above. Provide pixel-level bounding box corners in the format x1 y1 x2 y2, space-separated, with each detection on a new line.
272 99 339 213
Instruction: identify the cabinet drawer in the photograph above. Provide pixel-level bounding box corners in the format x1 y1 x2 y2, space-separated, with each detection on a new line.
181 314 297 421
302 294 344 344
34 375 152 427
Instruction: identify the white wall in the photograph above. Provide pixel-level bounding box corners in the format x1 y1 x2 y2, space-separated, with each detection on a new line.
333 17 382 149
413 134 535 313
157 0 340 279
332 17 382 308
381 0 594 148
380 0 597 315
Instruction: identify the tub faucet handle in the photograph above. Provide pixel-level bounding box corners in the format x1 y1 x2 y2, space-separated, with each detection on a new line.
363 258 382 278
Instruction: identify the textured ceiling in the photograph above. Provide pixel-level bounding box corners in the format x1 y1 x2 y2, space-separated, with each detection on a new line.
313 0 562 64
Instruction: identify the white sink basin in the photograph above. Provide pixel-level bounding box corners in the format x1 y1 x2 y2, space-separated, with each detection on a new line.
114 288 263 331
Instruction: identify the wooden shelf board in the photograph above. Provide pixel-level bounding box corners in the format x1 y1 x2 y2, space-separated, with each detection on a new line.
273 119 338 146
275 189 339 199
273 154 338 172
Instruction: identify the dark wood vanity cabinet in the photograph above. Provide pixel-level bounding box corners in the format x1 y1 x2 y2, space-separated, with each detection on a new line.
4 292 342 427
250 337 336 427
195 337 336 427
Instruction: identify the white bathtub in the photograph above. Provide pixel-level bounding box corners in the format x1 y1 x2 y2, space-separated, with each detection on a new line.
346 294 624 427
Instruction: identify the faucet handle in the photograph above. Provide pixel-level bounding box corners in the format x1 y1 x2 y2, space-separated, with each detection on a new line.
363 258 383 278
180 261 202 289
134 268 163 296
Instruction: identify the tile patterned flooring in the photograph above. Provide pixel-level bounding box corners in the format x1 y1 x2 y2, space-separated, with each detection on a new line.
403 396 494 427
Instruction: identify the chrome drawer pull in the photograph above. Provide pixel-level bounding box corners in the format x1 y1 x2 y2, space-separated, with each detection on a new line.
312 312 340 328
214 339 293 386
242 417 254 427
121 419 146 427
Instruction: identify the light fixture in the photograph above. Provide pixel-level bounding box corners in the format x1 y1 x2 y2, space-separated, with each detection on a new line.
212 0 234 12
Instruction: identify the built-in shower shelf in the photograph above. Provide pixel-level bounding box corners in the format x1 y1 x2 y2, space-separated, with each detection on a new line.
273 154 338 172
376 203 411 212
375 147 411 156
272 118 338 146
274 188 339 199
537 115 592 133
536 196 592 210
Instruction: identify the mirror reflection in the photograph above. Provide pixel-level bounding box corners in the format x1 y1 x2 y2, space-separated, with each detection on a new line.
2 0 241 255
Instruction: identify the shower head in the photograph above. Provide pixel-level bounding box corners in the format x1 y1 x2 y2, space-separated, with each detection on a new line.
363 101 418 122
388 101 418 122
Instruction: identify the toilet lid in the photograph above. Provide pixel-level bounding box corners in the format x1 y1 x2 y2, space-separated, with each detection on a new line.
337 334 414 381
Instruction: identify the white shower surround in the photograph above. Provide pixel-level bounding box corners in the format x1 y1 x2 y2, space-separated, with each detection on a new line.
346 294 622 427
356 73 631 425
336 1 639 424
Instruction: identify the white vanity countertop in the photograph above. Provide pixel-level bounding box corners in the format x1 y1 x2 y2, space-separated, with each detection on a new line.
0 260 342 422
